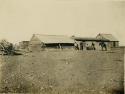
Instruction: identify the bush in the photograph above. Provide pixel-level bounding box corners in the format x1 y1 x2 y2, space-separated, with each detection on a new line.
0 40 14 55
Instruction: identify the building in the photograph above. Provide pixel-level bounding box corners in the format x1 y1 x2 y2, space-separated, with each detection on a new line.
28 34 74 51
28 33 119 51
96 34 119 48
72 33 119 50
72 37 109 50
19 41 29 50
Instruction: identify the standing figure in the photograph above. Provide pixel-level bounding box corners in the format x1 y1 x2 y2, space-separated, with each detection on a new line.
86 44 89 50
41 43 46 50
74 42 79 50
80 41 83 50
91 42 96 50
99 42 107 51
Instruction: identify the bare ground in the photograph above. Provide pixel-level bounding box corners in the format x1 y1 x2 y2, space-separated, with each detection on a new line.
0 48 124 94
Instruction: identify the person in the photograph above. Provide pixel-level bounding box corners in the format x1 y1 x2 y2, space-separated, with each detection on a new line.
86 44 89 50
80 41 83 50
99 42 107 51
59 44 63 50
41 42 46 51
74 42 79 50
103 42 107 51
91 42 96 50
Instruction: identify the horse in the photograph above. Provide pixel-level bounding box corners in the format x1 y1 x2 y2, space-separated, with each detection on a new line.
99 42 107 51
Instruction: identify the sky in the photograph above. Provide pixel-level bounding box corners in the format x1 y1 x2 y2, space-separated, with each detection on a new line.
0 0 125 45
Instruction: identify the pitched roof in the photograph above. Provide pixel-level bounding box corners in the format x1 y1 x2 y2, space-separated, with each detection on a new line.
96 34 119 41
72 37 109 41
33 34 74 44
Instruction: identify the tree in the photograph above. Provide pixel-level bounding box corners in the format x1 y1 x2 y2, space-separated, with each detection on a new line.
0 39 14 55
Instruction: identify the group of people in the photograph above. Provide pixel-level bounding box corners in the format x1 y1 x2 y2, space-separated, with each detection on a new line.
40 41 107 51
99 42 107 51
74 41 96 50
74 41 107 51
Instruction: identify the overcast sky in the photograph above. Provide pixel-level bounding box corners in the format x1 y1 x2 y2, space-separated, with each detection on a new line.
0 0 125 45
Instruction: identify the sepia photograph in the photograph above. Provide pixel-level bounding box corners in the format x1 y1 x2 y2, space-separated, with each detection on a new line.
0 0 124 94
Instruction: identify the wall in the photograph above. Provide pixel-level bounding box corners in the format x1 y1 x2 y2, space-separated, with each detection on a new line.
19 41 29 49
28 35 42 51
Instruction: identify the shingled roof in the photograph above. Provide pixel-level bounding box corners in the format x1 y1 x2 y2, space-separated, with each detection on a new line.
96 34 119 42
33 34 74 44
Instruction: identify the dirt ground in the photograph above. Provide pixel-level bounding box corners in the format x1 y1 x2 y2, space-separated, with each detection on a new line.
0 48 124 94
